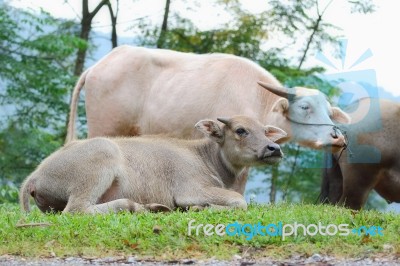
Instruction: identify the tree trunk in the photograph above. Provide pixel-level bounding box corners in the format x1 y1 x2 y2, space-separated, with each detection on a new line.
64 0 108 141
107 0 119 48
157 0 171 48
74 16 92 76
74 0 108 76
269 166 278 203
297 14 322 70
282 146 300 201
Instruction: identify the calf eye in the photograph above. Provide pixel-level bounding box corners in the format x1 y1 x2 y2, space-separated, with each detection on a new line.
235 128 248 137
300 105 309 110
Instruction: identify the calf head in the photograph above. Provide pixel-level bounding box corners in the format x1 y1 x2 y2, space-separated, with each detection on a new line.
195 116 287 171
258 82 351 152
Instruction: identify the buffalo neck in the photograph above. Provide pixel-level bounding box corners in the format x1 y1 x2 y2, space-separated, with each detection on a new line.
193 139 245 189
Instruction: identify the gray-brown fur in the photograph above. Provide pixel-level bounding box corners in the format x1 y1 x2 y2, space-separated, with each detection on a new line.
20 116 286 214
321 98 400 209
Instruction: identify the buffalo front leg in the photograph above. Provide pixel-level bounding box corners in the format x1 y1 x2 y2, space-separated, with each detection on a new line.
174 187 247 210
320 159 343 204
231 168 249 195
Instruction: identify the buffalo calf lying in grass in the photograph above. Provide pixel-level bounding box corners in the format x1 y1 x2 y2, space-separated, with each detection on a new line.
20 116 286 214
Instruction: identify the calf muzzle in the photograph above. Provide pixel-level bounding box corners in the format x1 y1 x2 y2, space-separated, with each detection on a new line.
261 143 283 159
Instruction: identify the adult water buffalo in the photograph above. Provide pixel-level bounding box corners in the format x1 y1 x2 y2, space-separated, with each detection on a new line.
67 46 349 144
321 98 400 209
20 116 287 213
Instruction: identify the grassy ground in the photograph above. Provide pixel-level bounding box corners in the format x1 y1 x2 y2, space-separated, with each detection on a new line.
0 203 399 261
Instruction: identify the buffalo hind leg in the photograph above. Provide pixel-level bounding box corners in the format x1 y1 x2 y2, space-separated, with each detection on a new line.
62 168 123 213
61 170 171 214
374 168 400 203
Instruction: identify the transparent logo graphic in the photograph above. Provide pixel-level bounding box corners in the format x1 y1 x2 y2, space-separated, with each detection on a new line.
317 39 382 165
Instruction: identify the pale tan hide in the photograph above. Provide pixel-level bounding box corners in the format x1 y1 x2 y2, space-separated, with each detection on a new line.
20 116 287 214
321 98 400 209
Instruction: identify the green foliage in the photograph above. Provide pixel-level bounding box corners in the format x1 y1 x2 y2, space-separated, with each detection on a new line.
349 0 376 14
135 0 346 91
0 3 83 186
0 184 19 204
250 144 324 204
137 5 268 60
1 203 398 259
0 3 82 130
0 122 63 185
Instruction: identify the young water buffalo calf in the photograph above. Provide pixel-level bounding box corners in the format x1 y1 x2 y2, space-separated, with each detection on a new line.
20 116 286 214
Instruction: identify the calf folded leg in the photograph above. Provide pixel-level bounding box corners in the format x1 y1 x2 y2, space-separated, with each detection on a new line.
175 187 247 210
63 198 143 214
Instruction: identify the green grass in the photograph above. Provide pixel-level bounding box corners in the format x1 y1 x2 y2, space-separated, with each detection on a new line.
0 203 399 260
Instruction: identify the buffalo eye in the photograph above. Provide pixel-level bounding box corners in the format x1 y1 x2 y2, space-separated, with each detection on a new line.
300 105 309 110
235 128 248 137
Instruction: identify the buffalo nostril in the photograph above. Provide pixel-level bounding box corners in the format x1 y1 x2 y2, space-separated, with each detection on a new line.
331 132 338 139
267 144 280 152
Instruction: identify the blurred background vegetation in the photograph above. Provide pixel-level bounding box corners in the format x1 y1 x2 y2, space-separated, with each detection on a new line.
1 0 383 208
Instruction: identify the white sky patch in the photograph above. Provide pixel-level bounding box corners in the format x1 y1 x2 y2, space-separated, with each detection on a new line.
306 0 400 96
9 0 400 96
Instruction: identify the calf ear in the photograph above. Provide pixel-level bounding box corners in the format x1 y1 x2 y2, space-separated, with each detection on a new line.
331 107 351 124
195 120 224 143
265 125 287 142
271 98 289 113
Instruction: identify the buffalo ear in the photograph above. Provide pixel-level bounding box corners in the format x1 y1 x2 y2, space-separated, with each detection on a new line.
331 107 351 124
265 125 287 142
271 98 289 113
195 120 224 143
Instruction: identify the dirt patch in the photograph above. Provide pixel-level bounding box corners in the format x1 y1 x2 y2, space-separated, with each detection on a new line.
1 254 400 265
